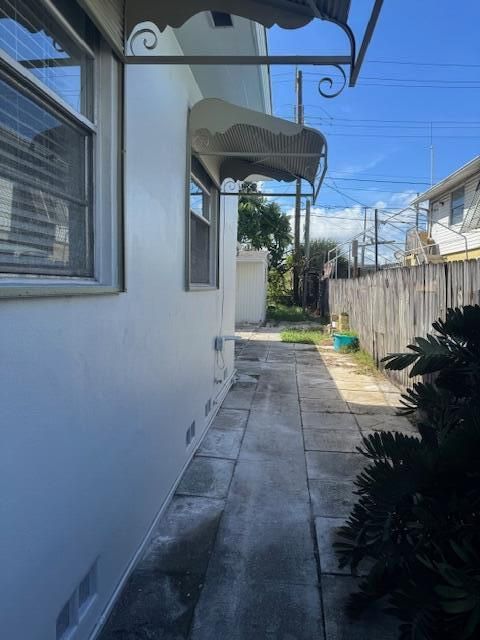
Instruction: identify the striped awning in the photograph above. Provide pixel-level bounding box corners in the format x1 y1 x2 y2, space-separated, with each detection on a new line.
190 99 327 199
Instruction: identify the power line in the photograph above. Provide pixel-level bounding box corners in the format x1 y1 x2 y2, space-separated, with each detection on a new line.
275 108 480 125
359 82 480 90
313 131 480 139
302 72 480 85
325 176 429 185
367 60 480 68
304 120 480 130
273 78 480 89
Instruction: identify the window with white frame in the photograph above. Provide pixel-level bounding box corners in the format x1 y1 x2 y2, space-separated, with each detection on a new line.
188 157 219 288
0 0 121 291
451 187 465 226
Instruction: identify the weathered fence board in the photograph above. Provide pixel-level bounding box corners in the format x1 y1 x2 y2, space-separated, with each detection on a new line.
328 260 480 387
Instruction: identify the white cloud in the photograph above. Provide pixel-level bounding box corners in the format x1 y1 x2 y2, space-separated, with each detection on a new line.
286 204 366 244
332 153 388 177
284 190 420 265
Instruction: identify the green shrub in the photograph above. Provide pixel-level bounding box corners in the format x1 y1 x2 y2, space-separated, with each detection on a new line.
336 306 480 640
267 268 292 306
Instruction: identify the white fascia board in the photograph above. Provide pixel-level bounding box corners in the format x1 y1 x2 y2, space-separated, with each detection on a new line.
411 156 480 205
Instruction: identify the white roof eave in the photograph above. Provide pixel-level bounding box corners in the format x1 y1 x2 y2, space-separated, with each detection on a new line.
411 156 480 205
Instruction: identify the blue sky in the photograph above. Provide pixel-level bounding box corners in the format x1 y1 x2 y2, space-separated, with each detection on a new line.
264 0 480 259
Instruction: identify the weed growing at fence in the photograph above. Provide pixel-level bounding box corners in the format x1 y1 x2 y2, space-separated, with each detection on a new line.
350 349 378 375
280 328 328 345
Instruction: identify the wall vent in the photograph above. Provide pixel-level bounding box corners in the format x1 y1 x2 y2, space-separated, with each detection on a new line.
186 421 196 446
211 11 233 27
78 563 97 615
56 561 98 640
56 598 74 640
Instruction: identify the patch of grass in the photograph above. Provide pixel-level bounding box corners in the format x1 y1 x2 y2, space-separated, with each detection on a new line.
267 303 327 324
267 304 311 322
281 328 329 345
348 348 378 375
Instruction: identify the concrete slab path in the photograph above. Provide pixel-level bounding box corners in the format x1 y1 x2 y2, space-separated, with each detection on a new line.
99 327 417 640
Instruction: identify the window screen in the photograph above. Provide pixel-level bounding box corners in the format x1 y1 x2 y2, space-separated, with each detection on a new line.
190 211 210 284
451 187 465 226
189 157 218 287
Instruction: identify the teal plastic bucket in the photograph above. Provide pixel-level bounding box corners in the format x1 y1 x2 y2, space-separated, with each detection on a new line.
333 333 358 352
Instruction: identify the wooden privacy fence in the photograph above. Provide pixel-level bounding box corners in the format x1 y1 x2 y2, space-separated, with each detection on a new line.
328 260 480 387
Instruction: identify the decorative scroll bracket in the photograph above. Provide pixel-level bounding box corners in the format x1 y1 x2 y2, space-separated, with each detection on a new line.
125 4 366 97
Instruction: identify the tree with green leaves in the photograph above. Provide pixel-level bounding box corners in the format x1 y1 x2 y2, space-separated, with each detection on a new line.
303 238 348 278
237 182 292 271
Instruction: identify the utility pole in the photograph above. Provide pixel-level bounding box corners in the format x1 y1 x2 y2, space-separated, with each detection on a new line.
302 198 311 309
360 206 367 269
293 69 303 304
430 122 434 187
352 239 358 278
374 208 379 271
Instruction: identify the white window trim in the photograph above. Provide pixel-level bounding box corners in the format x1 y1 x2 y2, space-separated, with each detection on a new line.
0 4 124 299
186 157 220 291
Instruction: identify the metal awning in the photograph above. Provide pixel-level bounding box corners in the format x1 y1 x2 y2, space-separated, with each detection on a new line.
77 0 384 94
190 98 327 201
128 0 352 33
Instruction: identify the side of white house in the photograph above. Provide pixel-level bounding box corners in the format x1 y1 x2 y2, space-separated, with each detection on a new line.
235 249 269 324
412 157 480 262
0 11 268 640
429 171 480 259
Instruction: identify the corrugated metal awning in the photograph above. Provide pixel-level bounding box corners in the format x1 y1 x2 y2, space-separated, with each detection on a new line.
190 99 327 200
126 0 351 34
77 0 384 92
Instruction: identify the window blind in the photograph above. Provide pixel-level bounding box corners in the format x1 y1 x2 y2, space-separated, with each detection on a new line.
0 74 92 276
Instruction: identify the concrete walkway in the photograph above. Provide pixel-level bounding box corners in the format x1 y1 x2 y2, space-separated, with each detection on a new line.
100 328 417 639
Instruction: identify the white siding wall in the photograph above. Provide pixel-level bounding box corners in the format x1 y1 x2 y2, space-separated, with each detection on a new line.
430 173 480 255
235 258 268 324
1 29 238 640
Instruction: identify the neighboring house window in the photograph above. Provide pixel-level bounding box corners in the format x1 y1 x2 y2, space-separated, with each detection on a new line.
451 187 465 226
0 0 121 293
188 157 218 288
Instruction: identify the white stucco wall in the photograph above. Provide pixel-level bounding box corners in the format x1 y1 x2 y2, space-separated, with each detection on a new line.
430 173 480 255
235 252 268 324
1 30 238 640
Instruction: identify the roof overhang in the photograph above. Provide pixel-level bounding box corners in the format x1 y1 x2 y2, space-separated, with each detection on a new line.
411 156 480 205
77 0 384 96
190 99 327 201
